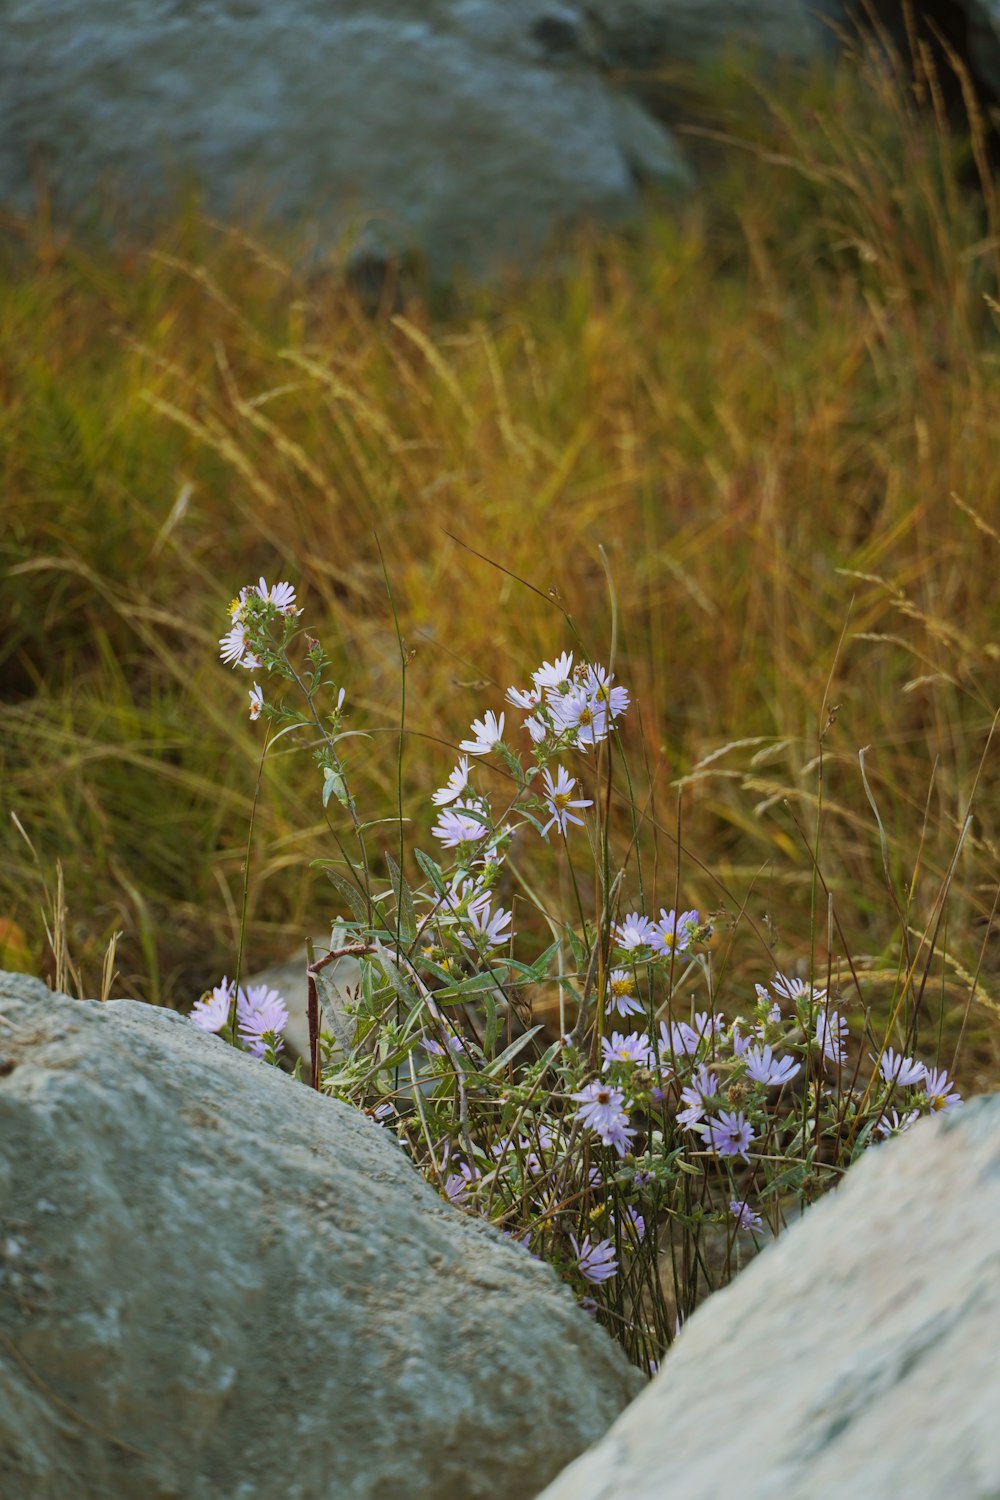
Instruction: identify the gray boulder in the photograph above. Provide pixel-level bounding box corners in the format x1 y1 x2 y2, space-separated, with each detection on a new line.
0 0 847 281
537 1093 1000 1500
0 970 642 1500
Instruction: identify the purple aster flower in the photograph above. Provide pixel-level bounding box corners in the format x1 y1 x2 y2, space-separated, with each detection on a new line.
744 1044 801 1087
607 968 644 1017
422 1032 466 1057
875 1048 926 1089
550 685 610 748
923 1067 962 1113
431 802 490 848
613 911 656 950
539 764 592 839
875 1108 920 1138
444 1161 477 1203
571 1080 627 1135
658 1018 700 1059
700 1110 756 1161
815 1009 849 1065
581 663 630 721
676 1065 718 1129
729 1198 763 1233
579 1296 600 1318
601 1030 654 1071
237 985 289 1059
189 977 233 1034
569 1232 618 1285
650 908 699 957
616 1206 646 1244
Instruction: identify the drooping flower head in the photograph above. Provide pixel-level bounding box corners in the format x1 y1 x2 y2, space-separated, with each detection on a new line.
431 757 471 807
459 711 505 756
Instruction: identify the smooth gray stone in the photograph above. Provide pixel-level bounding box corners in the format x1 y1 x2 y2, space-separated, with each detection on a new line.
0 970 642 1500
537 1093 1000 1500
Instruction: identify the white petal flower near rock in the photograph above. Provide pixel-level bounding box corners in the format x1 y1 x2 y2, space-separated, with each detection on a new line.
537 1093 1000 1500
0 970 641 1500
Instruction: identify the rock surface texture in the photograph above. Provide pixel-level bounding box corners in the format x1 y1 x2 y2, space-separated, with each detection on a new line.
0 971 642 1500
0 0 845 278
538 1093 1000 1500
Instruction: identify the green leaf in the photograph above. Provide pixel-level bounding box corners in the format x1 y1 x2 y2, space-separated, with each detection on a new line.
413 846 447 895
483 1025 544 1075
385 851 417 945
374 940 420 1012
322 868 370 925
322 765 349 809
314 965 357 1055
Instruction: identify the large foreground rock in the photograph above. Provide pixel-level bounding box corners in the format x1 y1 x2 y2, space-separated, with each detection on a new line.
539 1094 1000 1500
0 0 846 280
0 971 641 1500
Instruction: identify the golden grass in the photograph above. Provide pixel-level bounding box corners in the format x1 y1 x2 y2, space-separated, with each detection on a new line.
2 39 999 1089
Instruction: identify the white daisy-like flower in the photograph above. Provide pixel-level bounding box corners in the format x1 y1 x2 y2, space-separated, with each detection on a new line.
249 683 264 720
458 900 513 950
524 714 548 744
815 1009 848 1065
532 652 574 690
540 765 592 839
772 971 828 1005
219 622 248 666
431 757 471 806
506 685 540 709
459 710 505 756
613 911 656 950
253 577 299 615
607 968 644 1017
875 1108 920 1138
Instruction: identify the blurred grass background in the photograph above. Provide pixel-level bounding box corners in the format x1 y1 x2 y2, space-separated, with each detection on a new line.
2 37 999 1091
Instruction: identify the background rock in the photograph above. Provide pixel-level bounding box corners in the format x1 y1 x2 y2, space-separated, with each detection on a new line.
0 0 852 281
537 1093 1000 1500
0 970 642 1500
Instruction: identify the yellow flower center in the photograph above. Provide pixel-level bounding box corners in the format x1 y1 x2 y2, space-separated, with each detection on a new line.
610 976 634 998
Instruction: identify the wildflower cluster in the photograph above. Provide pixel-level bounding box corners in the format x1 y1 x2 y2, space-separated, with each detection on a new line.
190 976 290 1064
199 579 964 1372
